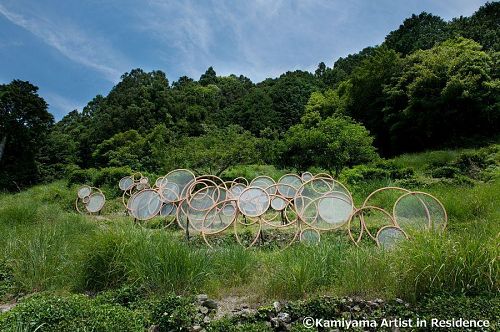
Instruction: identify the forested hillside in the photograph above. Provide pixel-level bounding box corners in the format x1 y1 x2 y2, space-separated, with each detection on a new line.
1 2 499 190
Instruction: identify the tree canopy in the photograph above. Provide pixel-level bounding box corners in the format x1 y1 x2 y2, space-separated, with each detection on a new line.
0 80 54 189
282 112 377 176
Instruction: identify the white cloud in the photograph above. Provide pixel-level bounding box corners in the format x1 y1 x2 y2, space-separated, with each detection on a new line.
42 91 84 119
136 0 356 82
0 3 128 83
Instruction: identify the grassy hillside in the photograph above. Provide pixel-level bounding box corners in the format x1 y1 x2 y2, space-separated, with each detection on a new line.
0 145 498 331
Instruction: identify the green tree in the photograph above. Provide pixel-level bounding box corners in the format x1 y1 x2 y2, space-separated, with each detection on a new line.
383 37 500 152
332 47 376 75
305 89 347 118
199 66 217 86
344 46 401 154
163 125 260 176
282 112 377 176
88 69 173 146
450 2 500 52
384 12 450 55
266 70 320 131
0 80 54 189
219 87 275 135
92 130 145 170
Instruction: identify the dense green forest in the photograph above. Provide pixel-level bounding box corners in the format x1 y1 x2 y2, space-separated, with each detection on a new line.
1 2 499 190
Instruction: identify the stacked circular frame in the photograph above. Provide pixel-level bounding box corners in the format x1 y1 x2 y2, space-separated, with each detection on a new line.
75 185 106 214
114 169 447 250
347 187 447 249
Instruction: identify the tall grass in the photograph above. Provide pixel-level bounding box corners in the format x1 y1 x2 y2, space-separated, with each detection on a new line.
264 240 349 299
0 167 498 303
392 150 464 174
1 213 95 292
394 226 499 302
124 227 211 294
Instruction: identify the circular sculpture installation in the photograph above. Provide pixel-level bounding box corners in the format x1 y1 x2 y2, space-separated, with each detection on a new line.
70 169 449 250
75 185 105 214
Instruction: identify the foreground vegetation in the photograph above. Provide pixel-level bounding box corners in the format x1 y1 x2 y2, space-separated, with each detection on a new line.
0 145 498 330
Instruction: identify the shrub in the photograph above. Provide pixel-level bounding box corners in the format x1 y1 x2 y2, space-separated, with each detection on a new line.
430 166 460 178
150 294 198 331
207 319 273 332
454 151 490 178
92 166 134 190
0 293 144 332
0 260 14 300
341 160 414 186
418 295 499 329
67 166 158 198
67 168 95 186
94 285 146 308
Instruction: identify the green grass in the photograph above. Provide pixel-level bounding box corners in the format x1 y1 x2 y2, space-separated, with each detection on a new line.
392 150 464 174
0 147 498 309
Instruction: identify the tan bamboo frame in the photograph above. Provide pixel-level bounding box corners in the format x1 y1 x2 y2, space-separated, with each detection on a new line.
347 206 397 246
375 225 409 248
109 169 448 250
75 186 106 215
392 191 448 231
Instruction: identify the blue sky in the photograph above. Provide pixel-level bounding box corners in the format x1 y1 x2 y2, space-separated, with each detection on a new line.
0 0 489 120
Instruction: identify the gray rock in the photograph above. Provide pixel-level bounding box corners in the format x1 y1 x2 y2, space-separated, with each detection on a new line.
352 305 361 312
273 301 281 312
0 303 16 313
270 317 280 328
203 316 211 324
190 325 203 332
277 312 291 323
395 298 404 304
202 299 218 310
148 325 159 332
239 308 256 318
196 294 208 303
199 306 209 314
375 298 384 304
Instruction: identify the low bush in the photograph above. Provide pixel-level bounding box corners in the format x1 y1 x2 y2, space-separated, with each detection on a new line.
93 285 147 308
0 260 14 301
222 164 288 181
418 295 500 328
150 294 198 331
67 166 159 198
207 319 273 332
67 168 96 187
430 165 460 178
0 293 144 332
340 160 414 186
